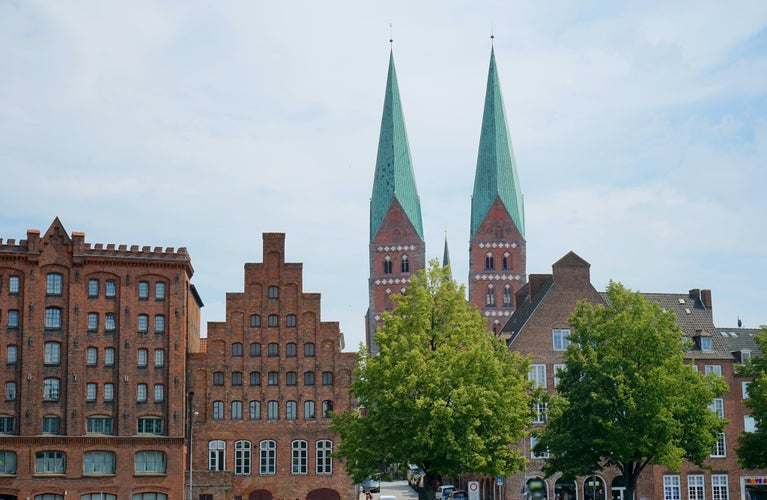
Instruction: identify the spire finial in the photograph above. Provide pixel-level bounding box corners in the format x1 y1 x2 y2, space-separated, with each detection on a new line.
389 23 393 45
490 23 495 46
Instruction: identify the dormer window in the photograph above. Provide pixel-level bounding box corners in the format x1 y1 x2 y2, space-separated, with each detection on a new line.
700 337 713 351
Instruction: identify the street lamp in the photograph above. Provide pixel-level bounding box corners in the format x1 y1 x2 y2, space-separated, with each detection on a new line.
189 411 199 500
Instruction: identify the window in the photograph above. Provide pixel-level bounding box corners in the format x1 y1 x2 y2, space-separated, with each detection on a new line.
249 400 261 420
153 384 164 402
104 313 115 331
286 400 297 420
705 365 722 377
83 495 116 500
213 401 224 420
154 349 164 367
268 314 278 327
232 342 243 357
134 450 166 473
88 312 98 331
533 402 548 423
529 364 547 388
268 285 279 299
232 372 243 386
286 314 297 327
322 371 334 386
84 451 115 474
553 329 571 351
209 440 225 471
105 280 116 297
503 284 513 307
701 337 713 351
138 281 149 299
286 371 297 386
268 343 279 357
383 255 393 274
35 451 66 474
259 440 276 475
86 346 98 365
304 400 316 419
663 475 681 500
249 371 261 386
88 279 99 297
45 307 62 329
322 400 333 418
292 440 308 474
42 416 60 434
0 415 14 433
6 345 16 364
5 382 16 400
138 314 148 332
267 401 279 420
401 254 409 273
485 252 495 270
250 342 261 357
304 371 315 386
138 417 163 434
235 440 251 475
268 372 278 385
104 348 115 366
137 384 147 402
530 435 549 459
286 342 297 357
43 378 60 400
154 315 165 333
104 383 114 402
231 400 243 420
9 276 20 294
503 252 510 270
250 314 261 327
137 349 148 367
87 416 113 434
0 450 16 474
316 440 333 474
486 284 495 307
304 343 315 357
133 493 167 500
711 432 726 457
46 273 63 295
7 309 18 328
710 398 724 419
553 364 566 388
712 474 729 500
213 372 224 386
744 381 751 399
86 383 97 401
155 282 165 300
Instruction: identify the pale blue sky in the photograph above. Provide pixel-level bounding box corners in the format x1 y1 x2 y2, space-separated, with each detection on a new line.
1 1 765 350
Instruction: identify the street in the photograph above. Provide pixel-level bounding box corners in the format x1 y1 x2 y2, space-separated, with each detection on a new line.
359 479 419 500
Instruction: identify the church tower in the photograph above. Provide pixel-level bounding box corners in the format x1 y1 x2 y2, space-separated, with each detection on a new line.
468 46 526 332
366 50 426 352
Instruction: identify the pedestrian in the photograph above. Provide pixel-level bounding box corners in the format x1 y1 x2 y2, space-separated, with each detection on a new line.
365 490 373 500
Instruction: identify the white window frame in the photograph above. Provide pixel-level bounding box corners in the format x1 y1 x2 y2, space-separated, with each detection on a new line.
234 440 251 475
663 475 681 500
552 329 571 351
316 439 333 475
711 474 728 500
291 440 308 475
529 364 547 388
208 440 225 471
259 440 276 475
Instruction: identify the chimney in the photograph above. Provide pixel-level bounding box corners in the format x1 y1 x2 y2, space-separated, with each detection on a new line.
689 289 700 301
700 289 712 310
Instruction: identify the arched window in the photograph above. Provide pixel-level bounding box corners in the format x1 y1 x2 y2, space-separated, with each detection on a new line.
268 314 279 327
212 401 224 420
232 343 242 356
316 440 333 475
322 400 333 418
249 371 261 386
208 440 225 471
250 342 261 357
45 307 62 329
286 372 297 386
286 314 297 327
486 284 496 307
322 372 334 386
401 254 409 273
485 252 495 270
259 440 276 475
268 372 279 385
134 451 166 474
304 342 315 356
250 314 261 327
268 286 279 299
249 400 261 420
304 371 315 386
232 372 242 386
383 255 393 274
304 400 316 419
503 252 511 270
286 343 297 357
234 440 251 475
213 372 224 386
286 401 298 420
268 343 279 357
503 284 513 307
83 450 115 474
231 401 243 420
291 440 308 474
267 401 279 420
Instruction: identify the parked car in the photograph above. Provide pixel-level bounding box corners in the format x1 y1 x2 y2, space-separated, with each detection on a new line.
380 496 398 500
361 475 381 493
436 485 456 500
448 490 468 500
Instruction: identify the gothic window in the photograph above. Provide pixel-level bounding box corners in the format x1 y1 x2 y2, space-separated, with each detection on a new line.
503 284 513 307
383 255 393 274
401 254 409 273
503 252 511 270
486 284 496 307
485 252 495 270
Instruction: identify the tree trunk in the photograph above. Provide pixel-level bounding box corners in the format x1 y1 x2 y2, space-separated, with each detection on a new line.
418 470 439 500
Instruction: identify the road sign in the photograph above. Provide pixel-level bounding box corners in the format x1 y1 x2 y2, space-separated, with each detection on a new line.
468 481 480 500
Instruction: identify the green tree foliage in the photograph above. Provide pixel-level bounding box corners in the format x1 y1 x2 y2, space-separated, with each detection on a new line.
332 261 531 499
736 327 767 468
534 282 727 500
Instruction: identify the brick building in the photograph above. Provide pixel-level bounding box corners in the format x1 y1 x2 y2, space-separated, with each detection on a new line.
498 252 767 500
186 233 356 500
0 218 202 500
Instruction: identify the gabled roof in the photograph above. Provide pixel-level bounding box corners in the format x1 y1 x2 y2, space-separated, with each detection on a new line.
503 276 554 344
471 47 524 239
553 251 590 269
370 50 423 242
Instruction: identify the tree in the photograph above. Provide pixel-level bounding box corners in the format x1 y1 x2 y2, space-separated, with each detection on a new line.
534 282 727 500
332 261 532 499
736 327 767 468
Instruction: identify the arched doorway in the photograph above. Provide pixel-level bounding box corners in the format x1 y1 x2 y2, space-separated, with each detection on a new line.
307 489 340 500
248 491 272 500
554 478 576 500
611 475 626 500
526 477 548 499
584 476 606 500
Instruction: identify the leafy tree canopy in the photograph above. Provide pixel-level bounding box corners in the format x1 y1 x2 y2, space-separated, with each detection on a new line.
534 282 727 500
332 261 531 497
736 327 767 468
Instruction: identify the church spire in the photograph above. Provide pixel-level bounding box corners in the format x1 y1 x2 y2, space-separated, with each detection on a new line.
470 46 525 239
443 231 452 281
370 50 424 242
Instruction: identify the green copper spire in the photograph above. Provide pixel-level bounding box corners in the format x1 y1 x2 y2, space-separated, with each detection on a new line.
370 50 424 242
470 47 525 238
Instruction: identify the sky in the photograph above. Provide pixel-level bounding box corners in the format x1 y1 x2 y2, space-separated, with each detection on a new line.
1 1 766 351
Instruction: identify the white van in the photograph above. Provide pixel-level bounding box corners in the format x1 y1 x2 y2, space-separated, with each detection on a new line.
436 485 456 500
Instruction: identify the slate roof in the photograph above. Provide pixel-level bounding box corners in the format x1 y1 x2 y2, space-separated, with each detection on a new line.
470 47 524 239
502 276 554 345
717 327 763 358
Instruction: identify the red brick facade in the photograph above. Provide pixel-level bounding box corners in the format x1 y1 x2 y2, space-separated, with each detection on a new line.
0 218 201 499
187 233 357 500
